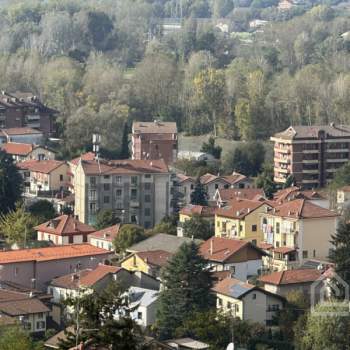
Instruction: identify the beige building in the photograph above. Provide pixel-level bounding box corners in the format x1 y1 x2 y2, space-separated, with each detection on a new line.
74 158 171 227
213 277 284 325
1 142 56 162
261 199 338 271
89 224 121 251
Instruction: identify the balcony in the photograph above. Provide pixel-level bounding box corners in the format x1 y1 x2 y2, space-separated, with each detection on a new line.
326 158 348 163
302 159 318 164
302 179 319 184
274 147 291 154
130 200 140 208
326 148 349 153
302 168 319 173
274 157 291 164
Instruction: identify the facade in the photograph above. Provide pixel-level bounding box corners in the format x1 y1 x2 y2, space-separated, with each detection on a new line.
199 237 265 281
213 277 284 325
337 186 350 212
0 244 111 290
0 127 44 145
74 158 171 227
215 199 273 244
121 250 173 278
1 143 56 162
132 121 178 164
17 160 69 194
0 91 57 136
271 124 350 188
89 224 121 251
35 215 96 245
260 199 338 271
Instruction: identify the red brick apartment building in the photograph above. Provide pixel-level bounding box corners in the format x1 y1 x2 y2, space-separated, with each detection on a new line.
271 124 350 188
0 91 58 136
132 121 177 164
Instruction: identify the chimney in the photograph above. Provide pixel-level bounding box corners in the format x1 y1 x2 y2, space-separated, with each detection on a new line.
210 239 214 255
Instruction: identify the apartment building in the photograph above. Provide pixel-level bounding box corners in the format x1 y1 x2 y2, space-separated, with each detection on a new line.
271 124 350 188
0 91 57 136
74 158 171 227
260 199 338 271
132 121 178 164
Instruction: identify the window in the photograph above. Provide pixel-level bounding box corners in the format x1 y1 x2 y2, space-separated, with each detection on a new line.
313 249 316 258
217 221 220 228
276 222 280 234
303 250 308 259
131 215 137 224
69 236 73 244
227 302 232 309
144 183 151 190
252 239 257 246
137 312 142 320
38 313 44 319
115 176 122 184
104 196 110 204
190 184 194 190
268 304 280 312
235 304 239 313
24 322 31 330
144 194 151 203
252 293 256 300
83 235 87 243
144 208 151 216
131 189 137 200
252 224 257 232
218 298 222 306
59 174 63 181
104 175 110 179
131 176 138 185
239 225 243 232
90 177 96 186
116 189 122 197
89 202 96 213
89 190 96 200
145 174 151 179
133 255 137 266
36 321 46 330
14 267 19 276
103 183 110 191
215 184 219 189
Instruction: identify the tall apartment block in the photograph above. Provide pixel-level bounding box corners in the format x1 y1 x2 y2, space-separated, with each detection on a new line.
74 158 171 228
132 121 178 164
271 124 350 189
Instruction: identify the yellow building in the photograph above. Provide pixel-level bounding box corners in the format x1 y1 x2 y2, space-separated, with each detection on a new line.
121 250 173 278
261 198 338 271
215 199 273 244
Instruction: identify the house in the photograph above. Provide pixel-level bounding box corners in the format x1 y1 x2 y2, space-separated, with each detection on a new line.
177 204 215 237
200 173 231 201
213 277 284 325
0 244 111 290
0 91 58 136
0 127 44 145
278 0 294 10
260 199 338 271
35 215 96 245
132 121 178 164
271 124 350 188
199 237 265 281
258 268 323 297
74 158 171 228
121 250 173 278
215 199 273 244
17 160 69 195
214 188 265 207
0 289 50 334
175 174 195 206
89 224 121 251
128 287 159 327
1 142 56 162
165 338 210 350
127 233 202 255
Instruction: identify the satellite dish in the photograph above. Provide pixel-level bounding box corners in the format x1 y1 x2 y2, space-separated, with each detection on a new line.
226 343 234 350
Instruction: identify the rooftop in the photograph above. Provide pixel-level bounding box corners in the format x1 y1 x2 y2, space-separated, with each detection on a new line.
274 186 326 203
1 127 43 136
133 121 177 134
216 188 265 201
0 244 110 264
1 142 33 156
17 159 66 174
70 152 96 166
212 277 256 299
259 268 322 286
89 224 121 242
136 250 173 268
180 204 215 217
35 215 95 236
216 198 269 219
128 286 159 308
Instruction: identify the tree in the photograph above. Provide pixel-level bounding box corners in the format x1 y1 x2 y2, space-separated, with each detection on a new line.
157 241 213 339
224 142 265 177
329 219 350 288
95 209 120 230
113 224 146 254
28 199 56 222
119 122 130 159
182 215 212 240
283 175 295 189
256 165 277 199
59 282 143 350
0 325 38 350
190 178 208 206
0 150 22 214
151 215 178 236
298 303 350 350
0 203 38 246
200 137 222 159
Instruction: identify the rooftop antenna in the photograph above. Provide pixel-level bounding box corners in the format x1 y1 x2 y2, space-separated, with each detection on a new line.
92 133 102 173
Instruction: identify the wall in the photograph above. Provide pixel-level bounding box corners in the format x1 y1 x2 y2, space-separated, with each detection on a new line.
37 231 84 245
89 237 114 251
122 255 150 275
27 147 56 161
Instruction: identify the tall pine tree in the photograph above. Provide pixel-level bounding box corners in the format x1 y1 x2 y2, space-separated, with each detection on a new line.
190 178 208 206
120 122 130 159
157 241 213 339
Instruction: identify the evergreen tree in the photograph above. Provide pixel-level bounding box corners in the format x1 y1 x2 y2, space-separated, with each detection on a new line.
200 137 222 159
157 241 213 339
182 214 212 240
120 122 130 159
256 165 277 199
329 219 350 287
190 178 208 206
0 150 22 214
95 209 120 230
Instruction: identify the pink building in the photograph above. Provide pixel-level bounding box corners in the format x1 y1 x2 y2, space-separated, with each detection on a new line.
0 244 111 290
132 121 178 165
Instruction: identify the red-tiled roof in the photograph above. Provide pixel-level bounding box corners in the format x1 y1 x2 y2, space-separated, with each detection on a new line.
70 152 96 166
0 244 110 264
258 268 322 285
199 237 264 263
273 247 296 254
222 172 248 185
211 270 232 283
89 224 121 242
1 142 33 156
341 186 350 193
177 173 195 183
258 242 274 250
216 198 268 219
133 121 177 134
266 199 338 219
212 277 255 298
217 188 265 201
35 215 95 236
80 159 169 175
179 205 215 217
17 159 66 174
274 186 326 203
200 173 222 185
136 250 173 268
2 127 42 135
